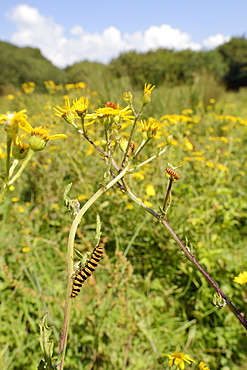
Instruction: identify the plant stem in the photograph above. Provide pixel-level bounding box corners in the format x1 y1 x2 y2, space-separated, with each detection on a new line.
121 108 143 167
57 163 131 370
124 183 247 331
0 149 34 204
5 138 12 182
8 149 35 185
162 176 173 213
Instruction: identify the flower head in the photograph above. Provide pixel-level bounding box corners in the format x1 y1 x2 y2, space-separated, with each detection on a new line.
0 110 28 140
53 99 79 128
22 124 67 152
141 118 160 140
164 352 195 370
234 271 247 285
142 83 155 105
72 96 89 116
85 105 134 126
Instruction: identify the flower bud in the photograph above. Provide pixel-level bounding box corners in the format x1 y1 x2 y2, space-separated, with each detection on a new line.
29 134 47 151
12 141 29 160
142 83 155 105
123 91 132 104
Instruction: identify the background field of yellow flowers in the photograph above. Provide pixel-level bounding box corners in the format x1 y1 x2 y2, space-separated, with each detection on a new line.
0 78 247 370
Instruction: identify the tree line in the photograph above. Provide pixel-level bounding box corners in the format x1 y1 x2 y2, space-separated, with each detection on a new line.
0 37 247 93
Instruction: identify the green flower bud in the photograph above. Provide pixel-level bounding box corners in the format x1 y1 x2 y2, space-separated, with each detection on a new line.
29 134 47 151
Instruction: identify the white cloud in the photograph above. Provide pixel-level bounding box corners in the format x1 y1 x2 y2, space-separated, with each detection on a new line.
70 25 84 36
202 33 231 49
6 4 230 68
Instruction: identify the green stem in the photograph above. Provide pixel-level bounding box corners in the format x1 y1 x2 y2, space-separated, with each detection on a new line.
0 160 19 204
162 177 173 213
133 139 149 158
57 163 131 370
121 105 145 167
8 149 35 186
0 148 34 204
5 138 12 182
128 145 169 173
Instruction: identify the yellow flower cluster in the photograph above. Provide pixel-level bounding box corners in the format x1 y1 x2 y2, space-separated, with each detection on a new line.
21 82 35 94
44 81 86 94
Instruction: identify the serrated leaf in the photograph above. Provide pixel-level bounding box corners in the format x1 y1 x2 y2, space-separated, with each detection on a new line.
38 314 55 369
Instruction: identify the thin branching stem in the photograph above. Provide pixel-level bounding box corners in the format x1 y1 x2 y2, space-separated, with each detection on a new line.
124 181 247 331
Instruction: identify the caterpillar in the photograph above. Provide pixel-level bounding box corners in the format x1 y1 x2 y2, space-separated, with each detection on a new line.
166 168 180 180
70 245 103 298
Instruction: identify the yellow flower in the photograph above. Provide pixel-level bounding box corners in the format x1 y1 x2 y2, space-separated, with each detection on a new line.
85 106 134 126
72 96 89 116
22 82 35 94
164 352 195 370
53 99 79 128
198 361 210 370
234 271 247 285
65 83 75 90
0 109 28 140
146 185 156 196
132 171 145 180
141 118 160 140
21 123 67 152
181 109 193 115
18 206 25 213
142 83 155 105
44 80 56 93
75 82 86 89
5 94 15 100
22 247 30 253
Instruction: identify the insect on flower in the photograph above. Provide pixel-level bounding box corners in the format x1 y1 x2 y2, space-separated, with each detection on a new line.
70 245 103 298
166 168 180 180
105 101 118 109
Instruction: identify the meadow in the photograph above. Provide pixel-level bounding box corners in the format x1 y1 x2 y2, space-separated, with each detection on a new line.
0 78 247 370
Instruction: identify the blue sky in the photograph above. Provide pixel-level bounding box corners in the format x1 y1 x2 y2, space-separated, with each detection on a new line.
0 1 246 68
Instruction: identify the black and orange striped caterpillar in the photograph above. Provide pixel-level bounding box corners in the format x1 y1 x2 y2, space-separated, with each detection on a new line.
70 245 103 298
166 168 180 180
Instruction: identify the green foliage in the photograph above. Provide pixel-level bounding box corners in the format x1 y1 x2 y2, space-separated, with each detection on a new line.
0 41 65 92
0 84 247 369
217 37 247 90
108 48 227 89
1 37 247 96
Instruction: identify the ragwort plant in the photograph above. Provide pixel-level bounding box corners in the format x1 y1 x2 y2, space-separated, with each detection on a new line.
1 84 246 370
37 84 247 369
